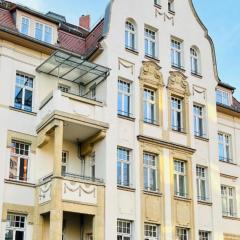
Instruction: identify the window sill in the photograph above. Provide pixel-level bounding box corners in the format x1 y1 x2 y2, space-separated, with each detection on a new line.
171 65 185 72
222 215 240 221
168 10 175 15
118 114 135 122
4 178 35 187
197 200 212 206
191 72 203 79
145 55 160 62
194 135 209 142
117 185 136 192
143 190 162 197
143 120 160 127
219 159 236 166
125 47 139 55
9 106 37 116
172 129 187 135
154 3 162 9
174 195 191 202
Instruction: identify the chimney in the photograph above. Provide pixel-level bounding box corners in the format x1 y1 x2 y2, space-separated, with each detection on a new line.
79 15 90 31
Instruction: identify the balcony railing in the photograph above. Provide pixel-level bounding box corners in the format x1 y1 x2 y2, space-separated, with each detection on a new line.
62 172 104 184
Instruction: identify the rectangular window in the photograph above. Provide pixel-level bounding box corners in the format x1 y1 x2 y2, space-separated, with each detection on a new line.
216 89 230 106
171 97 183 132
117 147 131 187
144 88 156 124
199 231 211 240
176 228 189 240
44 25 52 44
168 0 175 12
144 223 159 240
171 39 182 68
125 21 136 50
20 17 29 35
91 152 95 179
145 28 156 58
194 105 204 137
35 22 53 44
221 185 236 217
117 220 132 240
14 73 33 112
218 133 231 163
61 151 69 175
35 22 43 40
118 80 132 117
5 213 26 240
144 153 158 192
9 141 30 182
196 166 208 201
174 160 187 198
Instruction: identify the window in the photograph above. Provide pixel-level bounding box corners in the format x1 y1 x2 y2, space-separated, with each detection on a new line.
196 166 208 201
61 151 69 175
125 21 136 50
171 97 183 132
216 89 230 106
190 48 200 75
168 0 175 12
218 133 232 163
221 185 236 217
171 39 182 68
117 147 131 187
20 17 29 35
117 220 132 240
9 141 30 182
174 160 187 198
14 73 33 112
144 223 159 240
91 152 95 179
58 84 70 93
5 213 26 240
193 105 204 137
144 153 158 192
145 28 156 58
35 22 53 44
86 233 93 240
144 88 156 124
199 231 210 240
176 228 189 240
118 80 132 117
154 0 161 6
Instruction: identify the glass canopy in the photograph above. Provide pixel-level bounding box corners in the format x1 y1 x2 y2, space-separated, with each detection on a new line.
36 51 110 86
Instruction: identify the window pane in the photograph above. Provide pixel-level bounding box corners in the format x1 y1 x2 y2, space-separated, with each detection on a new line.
5 230 13 240
44 26 52 43
35 23 43 40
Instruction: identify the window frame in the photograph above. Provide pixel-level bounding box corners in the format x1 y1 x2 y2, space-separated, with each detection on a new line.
20 16 30 35
199 231 211 240
61 151 69 176
174 160 187 198
168 0 175 13
171 96 183 132
218 132 232 163
34 21 53 44
193 104 205 137
216 89 230 106
176 227 189 240
190 47 201 75
196 165 208 201
125 20 137 51
171 38 183 68
144 88 156 124
144 27 157 58
144 223 159 240
117 219 132 240
221 185 236 217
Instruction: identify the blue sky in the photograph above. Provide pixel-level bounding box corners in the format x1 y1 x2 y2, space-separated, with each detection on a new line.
13 0 240 98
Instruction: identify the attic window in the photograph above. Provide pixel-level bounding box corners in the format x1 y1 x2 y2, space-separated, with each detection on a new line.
216 89 230 106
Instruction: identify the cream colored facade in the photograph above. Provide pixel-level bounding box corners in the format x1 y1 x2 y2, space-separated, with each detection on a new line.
0 0 240 240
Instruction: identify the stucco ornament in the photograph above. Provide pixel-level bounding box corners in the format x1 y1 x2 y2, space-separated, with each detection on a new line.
168 71 190 96
139 61 164 87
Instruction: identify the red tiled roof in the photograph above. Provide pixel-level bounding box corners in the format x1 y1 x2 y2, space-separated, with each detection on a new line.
0 8 17 31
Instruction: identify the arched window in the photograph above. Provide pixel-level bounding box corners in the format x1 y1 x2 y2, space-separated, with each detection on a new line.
190 47 200 75
125 20 136 50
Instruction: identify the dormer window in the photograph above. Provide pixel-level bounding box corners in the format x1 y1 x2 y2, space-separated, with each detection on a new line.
35 22 53 44
20 17 29 35
216 89 230 106
168 0 175 13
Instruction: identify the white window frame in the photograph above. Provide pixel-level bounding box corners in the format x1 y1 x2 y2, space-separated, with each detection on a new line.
176 227 189 240
171 38 183 68
118 80 132 117
193 104 204 137
171 96 183 132
218 133 232 163
125 21 136 50
117 220 132 239
221 185 236 217
5 213 26 240
144 28 157 58
117 147 131 187
61 151 69 175
196 166 208 201
199 231 211 240
144 88 156 124
174 160 187 198
144 153 158 192
190 48 200 75
216 89 230 106
9 141 30 182
144 223 159 240
20 16 30 35
168 0 175 12
34 21 53 44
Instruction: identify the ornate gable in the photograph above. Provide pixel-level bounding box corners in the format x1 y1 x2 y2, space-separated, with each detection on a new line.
167 71 190 96
139 61 164 87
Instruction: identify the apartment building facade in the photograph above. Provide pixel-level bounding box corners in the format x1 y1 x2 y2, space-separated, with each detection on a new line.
0 0 239 240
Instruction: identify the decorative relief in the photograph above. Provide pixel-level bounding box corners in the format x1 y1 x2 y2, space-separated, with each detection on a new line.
168 71 190 96
139 61 164 87
39 182 52 204
145 195 161 222
175 200 191 227
155 8 174 26
192 85 206 99
118 58 134 75
62 180 97 205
